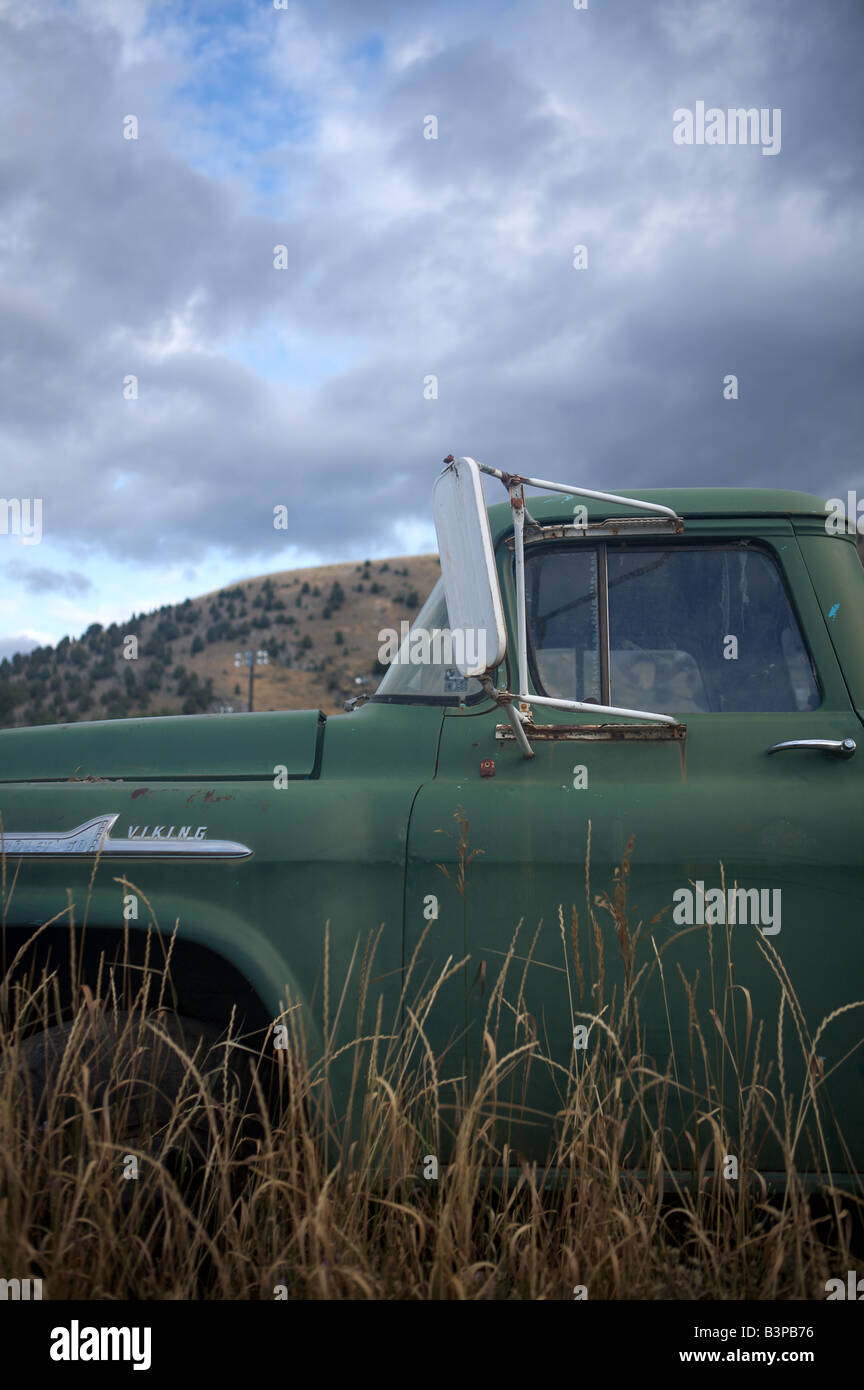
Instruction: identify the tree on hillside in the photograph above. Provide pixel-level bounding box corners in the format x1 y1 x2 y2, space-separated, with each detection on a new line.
0 680 27 723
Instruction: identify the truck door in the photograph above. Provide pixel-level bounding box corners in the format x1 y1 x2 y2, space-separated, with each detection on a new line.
405 522 864 1174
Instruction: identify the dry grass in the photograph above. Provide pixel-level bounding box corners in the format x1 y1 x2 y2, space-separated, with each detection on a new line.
191 553 441 714
1 834 861 1301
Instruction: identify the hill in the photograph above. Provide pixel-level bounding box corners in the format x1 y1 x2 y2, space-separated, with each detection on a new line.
0 554 441 727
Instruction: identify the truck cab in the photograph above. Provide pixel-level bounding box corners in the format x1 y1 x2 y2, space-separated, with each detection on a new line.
2 460 862 1179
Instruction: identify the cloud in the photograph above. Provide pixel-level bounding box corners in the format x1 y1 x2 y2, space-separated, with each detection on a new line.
0 635 39 661
8 566 93 596
0 0 861 644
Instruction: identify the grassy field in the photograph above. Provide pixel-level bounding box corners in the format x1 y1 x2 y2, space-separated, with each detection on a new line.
1 836 861 1302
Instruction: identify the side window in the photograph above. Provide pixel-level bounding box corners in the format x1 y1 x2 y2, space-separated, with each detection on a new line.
374 578 485 701
527 545 820 713
525 549 601 703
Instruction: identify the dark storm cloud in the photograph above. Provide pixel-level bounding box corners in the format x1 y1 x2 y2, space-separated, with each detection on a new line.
7 564 92 596
0 0 861 584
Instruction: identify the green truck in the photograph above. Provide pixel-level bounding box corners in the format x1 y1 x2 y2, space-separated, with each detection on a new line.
3 458 863 1179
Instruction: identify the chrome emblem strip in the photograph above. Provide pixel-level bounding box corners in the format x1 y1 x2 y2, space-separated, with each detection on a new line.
0 815 252 859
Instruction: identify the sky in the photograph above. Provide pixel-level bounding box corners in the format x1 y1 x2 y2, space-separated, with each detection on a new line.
0 0 862 656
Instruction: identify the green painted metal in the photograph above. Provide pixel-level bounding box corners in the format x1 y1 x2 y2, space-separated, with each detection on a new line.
0 707 325 783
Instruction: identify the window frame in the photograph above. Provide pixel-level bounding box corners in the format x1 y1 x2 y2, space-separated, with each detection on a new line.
523 537 823 714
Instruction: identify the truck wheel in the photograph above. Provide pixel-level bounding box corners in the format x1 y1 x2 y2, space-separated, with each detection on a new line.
17 1010 257 1159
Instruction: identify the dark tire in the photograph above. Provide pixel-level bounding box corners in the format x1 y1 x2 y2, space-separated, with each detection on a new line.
17 1009 258 1158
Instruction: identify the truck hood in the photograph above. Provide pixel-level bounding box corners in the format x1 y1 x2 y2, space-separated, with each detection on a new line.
0 709 325 783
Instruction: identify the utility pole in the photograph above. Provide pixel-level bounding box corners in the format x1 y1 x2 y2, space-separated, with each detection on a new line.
234 648 269 711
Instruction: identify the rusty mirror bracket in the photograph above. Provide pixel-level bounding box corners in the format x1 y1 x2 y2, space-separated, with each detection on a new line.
442 456 686 760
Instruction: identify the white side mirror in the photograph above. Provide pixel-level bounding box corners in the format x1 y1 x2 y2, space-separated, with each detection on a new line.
432 456 507 678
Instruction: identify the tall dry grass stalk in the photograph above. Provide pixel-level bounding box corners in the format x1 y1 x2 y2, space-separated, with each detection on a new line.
0 831 861 1300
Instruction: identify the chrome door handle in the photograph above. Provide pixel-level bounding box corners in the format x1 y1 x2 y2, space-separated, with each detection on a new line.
767 737 857 759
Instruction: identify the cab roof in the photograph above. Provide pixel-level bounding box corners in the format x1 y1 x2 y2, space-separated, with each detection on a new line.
485 486 830 545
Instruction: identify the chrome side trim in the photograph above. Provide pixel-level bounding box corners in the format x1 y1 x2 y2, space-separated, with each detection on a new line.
0 815 253 858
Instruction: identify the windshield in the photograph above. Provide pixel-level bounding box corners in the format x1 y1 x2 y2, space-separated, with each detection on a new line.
374 577 486 702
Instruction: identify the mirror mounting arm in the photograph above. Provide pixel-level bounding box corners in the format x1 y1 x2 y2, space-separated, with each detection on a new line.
482 675 680 759
473 459 681 523
479 678 535 758
507 483 531 706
